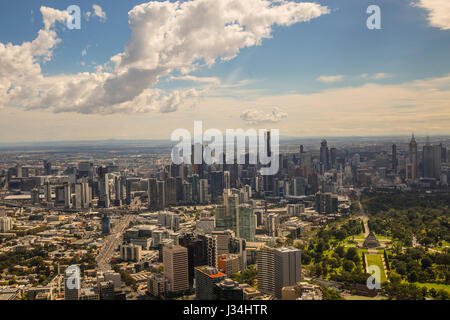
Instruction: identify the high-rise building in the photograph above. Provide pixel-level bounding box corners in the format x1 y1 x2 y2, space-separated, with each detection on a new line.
64 267 80 300
216 190 239 232
256 246 301 299
315 192 338 214
182 181 193 204
237 204 255 241
224 171 231 190
163 245 189 293
44 182 52 203
265 213 279 237
320 139 330 173
43 160 52 176
210 171 224 203
148 274 168 297
98 280 115 300
195 266 226 300
78 161 93 179
120 244 142 262
199 179 209 204
166 177 177 205
148 178 158 210
423 139 442 179
157 180 166 209
31 188 40 205
274 247 301 299
293 177 307 196
330 148 337 169
392 144 398 173
158 211 180 231
101 213 111 235
441 144 447 163
406 134 418 180
179 234 208 286
191 174 200 203
0 217 13 232
98 167 110 208
256 246 275 295
114 176 126 206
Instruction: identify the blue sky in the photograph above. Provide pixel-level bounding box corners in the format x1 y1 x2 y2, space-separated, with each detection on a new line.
0 0 450 141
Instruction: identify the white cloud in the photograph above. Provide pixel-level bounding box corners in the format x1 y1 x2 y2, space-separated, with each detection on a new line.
86 5 107 22
240 107 288 124
92 5 107 22
316 75 344 83
370 72 392 80
0 0 329 115
168 75 221 84
413 0 450 30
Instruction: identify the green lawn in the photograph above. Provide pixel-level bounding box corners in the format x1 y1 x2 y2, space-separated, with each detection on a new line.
366 254 387 283
344 295 388 300
413 282 450 294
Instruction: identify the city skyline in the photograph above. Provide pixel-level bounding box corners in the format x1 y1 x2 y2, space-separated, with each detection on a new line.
1 0 450 142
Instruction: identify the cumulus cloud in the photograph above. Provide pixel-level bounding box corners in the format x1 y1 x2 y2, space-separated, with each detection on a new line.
413 0 450 30
168 75 221 84
370 72 392 80
0 0 329 115
86 4 107 22
240 107 288 124
316 75 344 83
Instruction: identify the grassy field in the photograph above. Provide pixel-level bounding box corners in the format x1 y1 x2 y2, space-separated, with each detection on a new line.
344 295 388 300
413 282 450 294
366 254 387 283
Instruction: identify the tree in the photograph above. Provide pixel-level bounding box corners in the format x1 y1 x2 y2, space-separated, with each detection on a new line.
437 289 450 300
343 260 355 272
301 252 312 265
421 257 432 269
335 246 345 258
345 247 359 264
408 271 418 283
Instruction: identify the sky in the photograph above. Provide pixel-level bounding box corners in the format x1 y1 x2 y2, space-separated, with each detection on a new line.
0 0 450 142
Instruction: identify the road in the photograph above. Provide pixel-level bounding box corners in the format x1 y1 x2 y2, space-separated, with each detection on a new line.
97 214 134 272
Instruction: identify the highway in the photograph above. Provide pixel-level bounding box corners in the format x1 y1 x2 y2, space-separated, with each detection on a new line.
97 214 134 272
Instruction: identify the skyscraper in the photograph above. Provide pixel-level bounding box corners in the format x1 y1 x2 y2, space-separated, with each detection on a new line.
330 147 337 169
215 190 238 232
43 160 52 176
423 138 442 179
274 247 302 299
223 171 231 190
256 246 275 295
320 139 330 173
195 266 226 300
210 171 224 203
163 245 189 293
256 246 302 299
406 134 418 180
157 180 166 209
64 267 80 300
98 167 110 208
148 178 158 210
392 144 398 173
199 179 209 204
